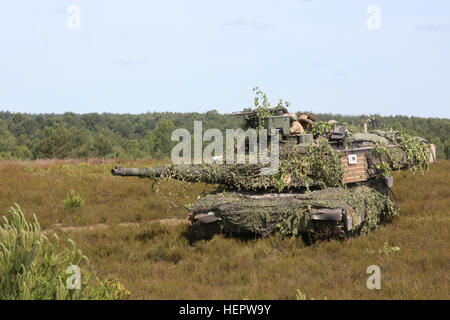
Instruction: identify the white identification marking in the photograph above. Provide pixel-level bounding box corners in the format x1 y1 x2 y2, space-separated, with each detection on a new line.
348 154 357 164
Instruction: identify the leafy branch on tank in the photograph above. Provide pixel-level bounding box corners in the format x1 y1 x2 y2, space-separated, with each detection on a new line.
396 132 430 174
252 87 291 129
311 122 333 137
272 139 344 192
372 131 431 177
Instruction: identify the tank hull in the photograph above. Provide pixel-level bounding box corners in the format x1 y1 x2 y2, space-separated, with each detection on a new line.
187 182 395 242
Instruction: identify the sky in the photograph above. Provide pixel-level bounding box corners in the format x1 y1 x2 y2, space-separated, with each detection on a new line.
0 0 449 117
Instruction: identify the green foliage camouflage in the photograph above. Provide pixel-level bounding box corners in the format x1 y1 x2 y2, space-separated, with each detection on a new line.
311 121 333 136
369 131 431 177
119 140 344 192
110 120 429 239
272 138 344 191
119 129 430 193
251 87 291 129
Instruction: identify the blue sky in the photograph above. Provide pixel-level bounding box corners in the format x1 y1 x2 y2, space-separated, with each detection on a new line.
0 0 449 117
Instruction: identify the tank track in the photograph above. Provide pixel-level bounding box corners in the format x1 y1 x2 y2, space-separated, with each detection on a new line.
305 220 348 244
188 218 350 244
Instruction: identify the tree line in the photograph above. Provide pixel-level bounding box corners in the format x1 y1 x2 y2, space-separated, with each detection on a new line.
0 110 448 160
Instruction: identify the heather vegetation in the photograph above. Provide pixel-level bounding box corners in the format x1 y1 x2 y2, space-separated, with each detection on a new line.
0 111 448 160
0 159 448 299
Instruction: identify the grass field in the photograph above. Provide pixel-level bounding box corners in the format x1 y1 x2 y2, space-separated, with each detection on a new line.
0 159 448 299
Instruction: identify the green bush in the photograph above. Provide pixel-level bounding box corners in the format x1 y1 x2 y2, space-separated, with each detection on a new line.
0 204 127 300
62 190 85 210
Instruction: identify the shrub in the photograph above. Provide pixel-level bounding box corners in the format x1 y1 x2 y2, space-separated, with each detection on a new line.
62 190 85 210
378 241 401 255
0 204 128 299
105 278 131 300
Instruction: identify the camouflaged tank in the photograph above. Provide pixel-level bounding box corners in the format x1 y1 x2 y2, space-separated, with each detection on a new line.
111 107 436 242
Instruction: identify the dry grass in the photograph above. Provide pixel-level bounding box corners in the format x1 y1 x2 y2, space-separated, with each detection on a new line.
0 159 448 299
0 158 213 229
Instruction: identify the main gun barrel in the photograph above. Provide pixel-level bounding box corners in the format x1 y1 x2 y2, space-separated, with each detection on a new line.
111 163 278 190
111 166 164 178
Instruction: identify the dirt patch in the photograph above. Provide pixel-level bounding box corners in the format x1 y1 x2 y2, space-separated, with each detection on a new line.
42 218 188 234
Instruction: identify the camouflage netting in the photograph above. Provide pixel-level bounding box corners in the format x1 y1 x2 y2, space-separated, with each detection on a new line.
132 138 345 191
142 162 274 190
122 131 430 191
366 132 430 176
188 185 396 237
